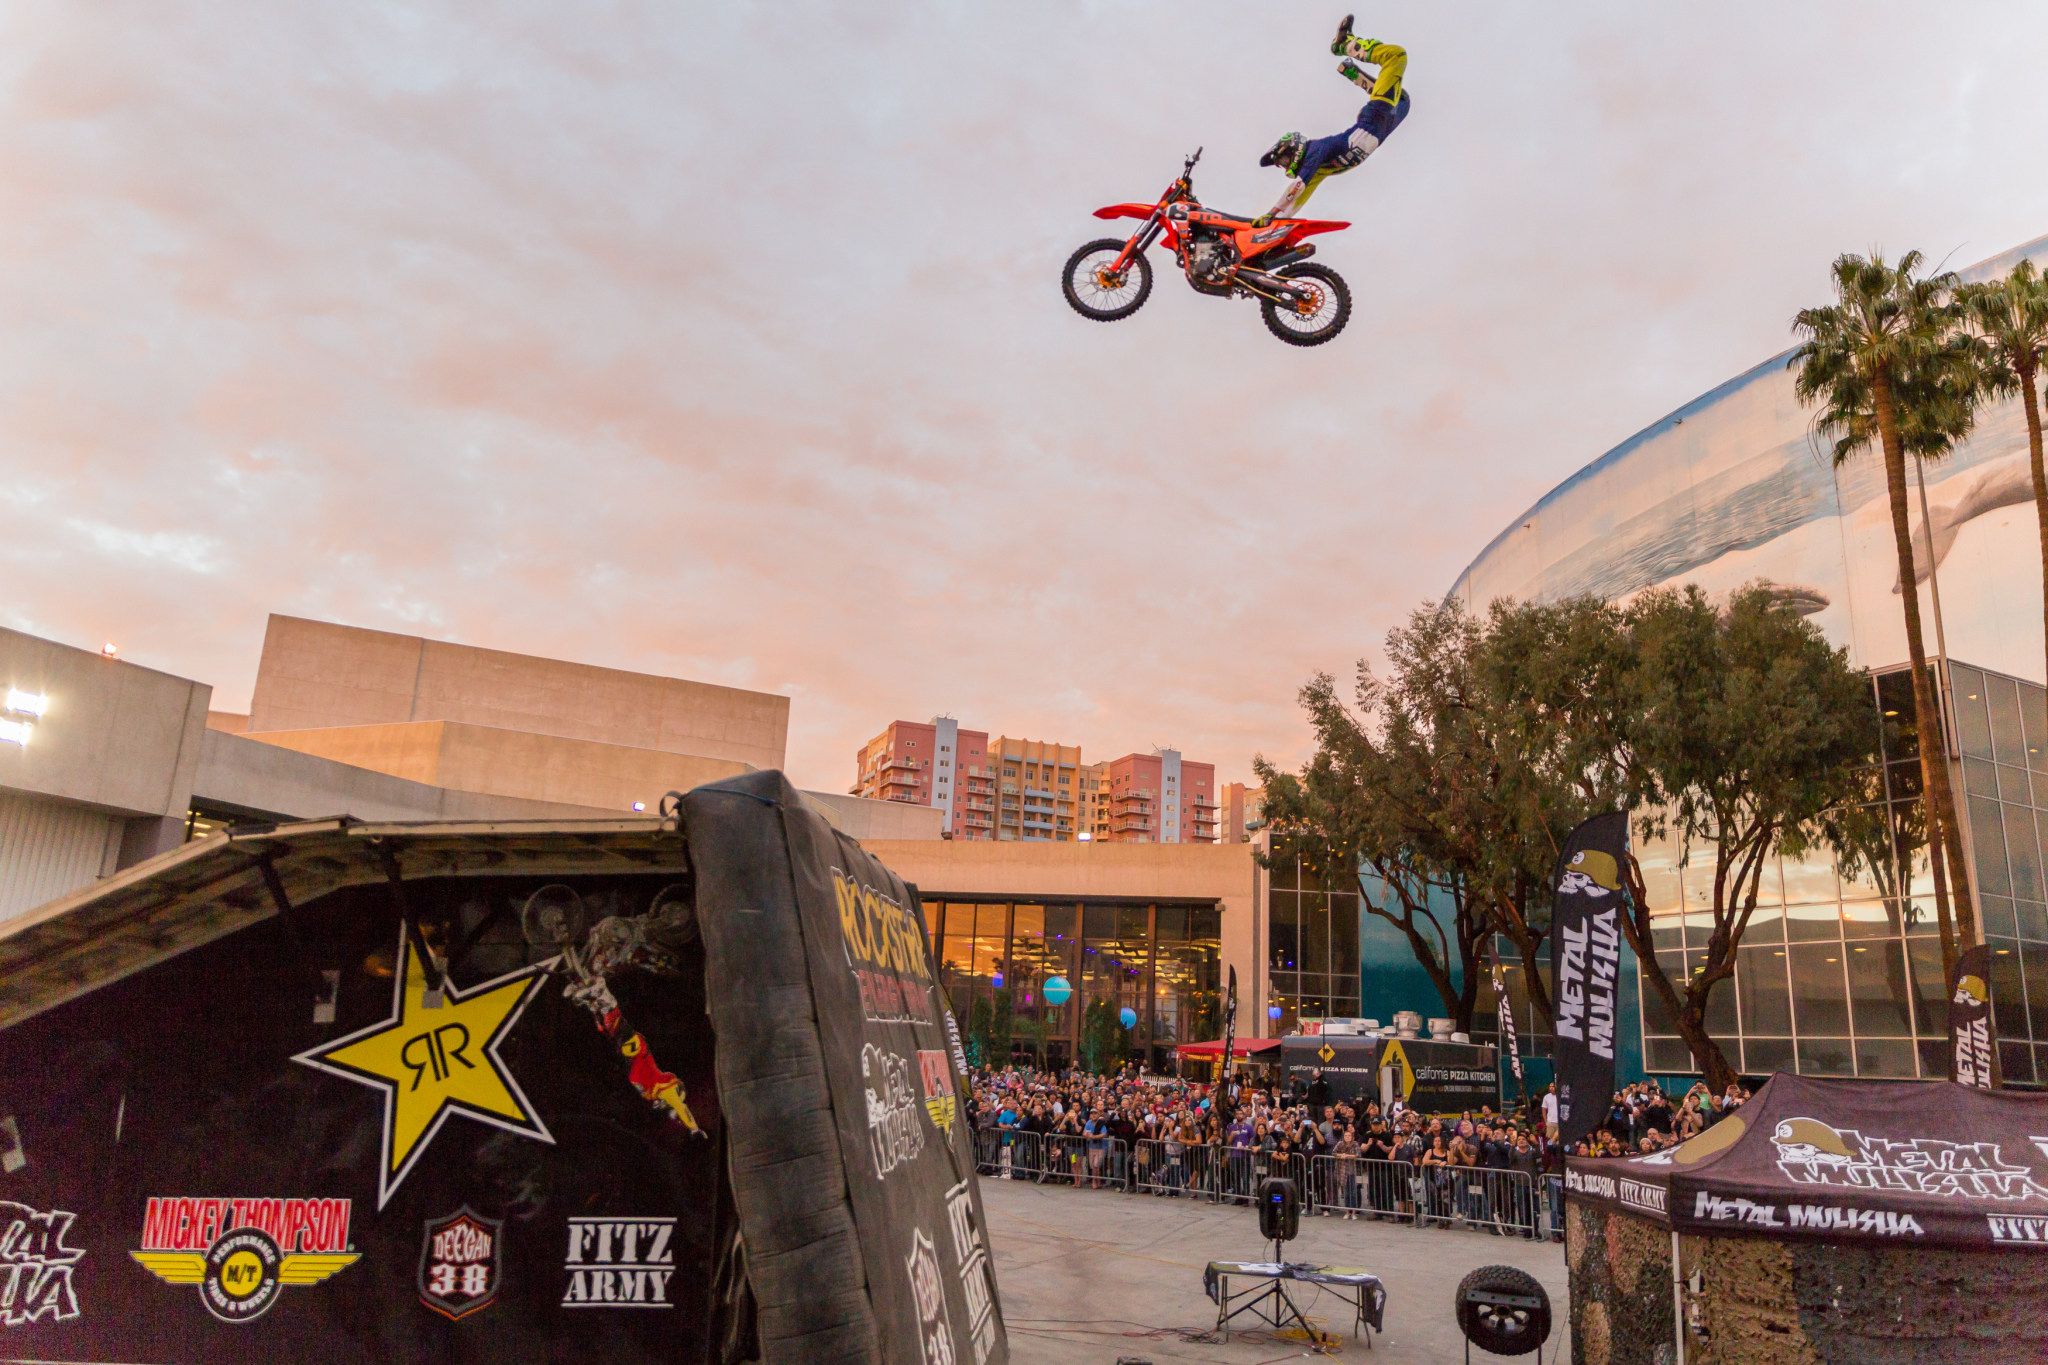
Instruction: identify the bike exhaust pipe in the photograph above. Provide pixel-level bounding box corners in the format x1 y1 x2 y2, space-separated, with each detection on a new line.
1258 243 1317 272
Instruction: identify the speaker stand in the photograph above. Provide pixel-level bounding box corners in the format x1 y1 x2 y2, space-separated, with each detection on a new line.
1213 1240 1319 1343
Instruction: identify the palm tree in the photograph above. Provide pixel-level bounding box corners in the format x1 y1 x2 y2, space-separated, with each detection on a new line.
1959 259 2048 690
1791 251 1980 983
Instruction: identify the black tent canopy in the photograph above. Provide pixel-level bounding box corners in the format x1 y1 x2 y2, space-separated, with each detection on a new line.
1565 1072 2048 1250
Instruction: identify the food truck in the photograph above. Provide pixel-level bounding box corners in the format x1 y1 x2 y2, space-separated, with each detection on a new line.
1279 1029 1500 1115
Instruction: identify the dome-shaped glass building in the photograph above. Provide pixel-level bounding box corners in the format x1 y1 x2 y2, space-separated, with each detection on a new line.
1452 238 2048 1086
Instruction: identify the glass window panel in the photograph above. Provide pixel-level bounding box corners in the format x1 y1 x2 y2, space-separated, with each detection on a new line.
2019 901 2048 943
1877 669 1919 763
1784 902 1843 943
1788 942 1850 1035
1688 950 1738 1037
1191 905 1221 942
1796 1037 1854 1076
1636 831 1684 913
1837 844 1888 901
1905 937 1948 1036
1154 905 1187 940
1988 674 2027 768
1651 913 1684 953
1964 757 2000 799
1916 1038 1951 1080
1952 664 1993 760
1990 939 2029 1040
1083 903 1117 941
1982 894 2019 940
1743 900 1786 943
2006 804 2044 904
2000 764 2034 806
1119 904 1150 944
1737 944 1794 1035
1680 857 1718 912
1330 895 1359 981
1646 1038 1699 1074
1642 955 1683 1036
1999 1040 2037 1086
1841 900 1905 940
1680 908 1715 951
1269 894 1299 973
2026 942 2048 1041
2037 1043 2048 1083
1780 855 1840 908
1902 895 1943 938
2023 681 2048 774
1855 1038 1916 1078
1271 855 1300 891
1972 796 2012 898
1744 1037 1795 1075
976 904 1010 991
1303 896 1332 975
1844 940 1913 1037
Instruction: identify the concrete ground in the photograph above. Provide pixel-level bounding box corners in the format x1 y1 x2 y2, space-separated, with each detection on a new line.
982 1178 1568 1364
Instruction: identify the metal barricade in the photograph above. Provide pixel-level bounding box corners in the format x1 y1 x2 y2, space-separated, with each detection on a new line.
1042 1134 1128 1190
1417 1166 1541 1237
1541 1173 1565 1240
975 1128 1045 1182
1132 1138 1203 1197
1305 1156 1421 1223
1205 1146 1308 1206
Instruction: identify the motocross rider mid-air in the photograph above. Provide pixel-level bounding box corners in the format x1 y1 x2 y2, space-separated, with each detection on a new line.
1257 16 1409 223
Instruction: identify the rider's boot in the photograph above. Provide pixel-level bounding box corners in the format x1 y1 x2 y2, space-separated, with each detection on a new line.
1330 13 1353 55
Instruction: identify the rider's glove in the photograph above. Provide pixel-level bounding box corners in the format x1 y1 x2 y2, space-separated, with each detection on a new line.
1339 59 1371 90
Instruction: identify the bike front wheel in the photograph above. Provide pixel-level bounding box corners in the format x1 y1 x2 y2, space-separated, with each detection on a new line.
1062 238 1153 321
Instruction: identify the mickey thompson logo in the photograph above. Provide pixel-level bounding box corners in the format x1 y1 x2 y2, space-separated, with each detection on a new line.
132 1197 357 1323
1771 1117 2048 1200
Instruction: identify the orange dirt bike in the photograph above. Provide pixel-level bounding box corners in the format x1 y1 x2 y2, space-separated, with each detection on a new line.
1062 148 1352 346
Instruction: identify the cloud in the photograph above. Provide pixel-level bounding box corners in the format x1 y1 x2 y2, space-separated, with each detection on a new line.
4 0 2047 788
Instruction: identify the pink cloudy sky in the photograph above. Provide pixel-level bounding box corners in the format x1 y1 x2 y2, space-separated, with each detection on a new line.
6 1 2048 791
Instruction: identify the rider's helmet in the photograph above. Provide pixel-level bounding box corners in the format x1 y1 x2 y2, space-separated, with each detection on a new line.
1259 133 1305 176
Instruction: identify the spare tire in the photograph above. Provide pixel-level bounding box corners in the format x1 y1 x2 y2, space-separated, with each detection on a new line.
1454 1263 1551 1356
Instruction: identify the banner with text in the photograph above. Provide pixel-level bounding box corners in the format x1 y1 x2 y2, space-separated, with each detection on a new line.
1949 942 1996 1089
1551 810 1628 1150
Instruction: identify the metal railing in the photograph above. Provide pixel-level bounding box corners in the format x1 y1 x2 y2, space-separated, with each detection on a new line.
1304 1156 1421 1223
1415 1165 1544 1237
1040 1134 1129 1189
970 1129 1564 1244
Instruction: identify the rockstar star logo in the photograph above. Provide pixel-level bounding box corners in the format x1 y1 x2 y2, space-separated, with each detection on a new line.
295 929 555 1209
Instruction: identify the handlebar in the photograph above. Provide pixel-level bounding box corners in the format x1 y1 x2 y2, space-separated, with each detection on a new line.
1184 147 1203 173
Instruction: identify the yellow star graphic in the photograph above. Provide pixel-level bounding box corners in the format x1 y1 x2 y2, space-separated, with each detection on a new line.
295 929 555 1209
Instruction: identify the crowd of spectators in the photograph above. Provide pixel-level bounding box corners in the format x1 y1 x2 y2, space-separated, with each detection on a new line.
964 1064 1756 1237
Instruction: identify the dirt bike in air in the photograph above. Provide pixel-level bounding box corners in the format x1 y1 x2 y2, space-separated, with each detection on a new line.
1061 148 1353 347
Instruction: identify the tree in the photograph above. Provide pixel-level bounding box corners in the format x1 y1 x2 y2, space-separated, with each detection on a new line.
1608 586 1884 1092
1959 258 2048 693
1792 251 1981 979
1258 599 1585 1034
1078 999 1127 1074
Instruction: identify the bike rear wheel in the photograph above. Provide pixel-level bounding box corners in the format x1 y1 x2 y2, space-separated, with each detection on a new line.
1062 238 1153 321
1260 261 1351 346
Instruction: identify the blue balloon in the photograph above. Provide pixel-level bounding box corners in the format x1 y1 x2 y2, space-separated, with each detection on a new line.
1119 1007 1138 1029
1042 975 1073 1007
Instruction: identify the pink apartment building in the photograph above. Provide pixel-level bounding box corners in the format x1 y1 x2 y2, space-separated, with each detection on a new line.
850 719 995 839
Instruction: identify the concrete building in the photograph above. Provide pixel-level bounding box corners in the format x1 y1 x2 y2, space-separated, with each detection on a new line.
988 736 1083 842
0 623 936 929
1100 749 1217 844
229 616 787 813
1218 782 1265 844
870 836 1262 1068
850 718 994 839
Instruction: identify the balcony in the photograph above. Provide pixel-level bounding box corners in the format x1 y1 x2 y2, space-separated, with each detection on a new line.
1112 791 1154 807
1023 786 1058 800
882 756 920 773
883 772 917 788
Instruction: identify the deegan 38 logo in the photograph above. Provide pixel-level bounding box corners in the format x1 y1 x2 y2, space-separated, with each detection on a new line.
131 1196 358 1323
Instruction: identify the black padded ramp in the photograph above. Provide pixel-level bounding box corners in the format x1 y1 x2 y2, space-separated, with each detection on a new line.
685 771 1007 1365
